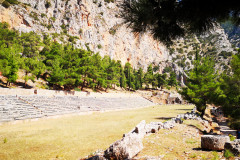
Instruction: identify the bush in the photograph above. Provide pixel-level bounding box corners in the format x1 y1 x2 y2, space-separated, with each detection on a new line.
3 138 7 143
45 0 51 8
50 17 56 22
2 1 11 8
229 120 240 130
6 0 19 4
211 151 220 160
41 13 47 18
104 0 114 3
224 149 234 159
29 11 39 21
97 44 102 49
229 134 236 141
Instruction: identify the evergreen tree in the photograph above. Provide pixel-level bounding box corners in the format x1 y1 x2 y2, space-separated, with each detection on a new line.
120 69 127 89
168 72 178 87
20 32 46 87
121 0 240 45
180 57 222 117
218 52 240 120
156 73 167 89
124 62 135 90
144 64 155 88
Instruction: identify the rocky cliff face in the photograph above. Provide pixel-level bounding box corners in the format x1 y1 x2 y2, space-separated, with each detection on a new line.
0 0 234 75
0 0 169 71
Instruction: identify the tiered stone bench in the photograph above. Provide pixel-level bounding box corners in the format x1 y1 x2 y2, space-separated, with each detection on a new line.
0 95 155 122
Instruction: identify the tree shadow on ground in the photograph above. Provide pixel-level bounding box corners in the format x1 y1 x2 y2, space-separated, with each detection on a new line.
175 109 192 111
0 79 8 88
185 124 204 134
14 82 33 89
192 148 222 152
155 117 175 120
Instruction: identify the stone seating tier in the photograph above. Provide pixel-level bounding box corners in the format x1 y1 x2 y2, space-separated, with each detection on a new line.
0 95 154 122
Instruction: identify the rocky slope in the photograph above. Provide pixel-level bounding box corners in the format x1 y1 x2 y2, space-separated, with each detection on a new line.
0 0 234 74
0 0 169 71
221 22 240 48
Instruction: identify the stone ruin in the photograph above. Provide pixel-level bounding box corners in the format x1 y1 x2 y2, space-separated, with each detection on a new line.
88 106 240 159
88 107 204 160
0 95 154 123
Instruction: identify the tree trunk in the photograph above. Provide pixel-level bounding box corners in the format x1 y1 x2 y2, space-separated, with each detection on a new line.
200 107 206 118
25 71 28 88
81 79 86 90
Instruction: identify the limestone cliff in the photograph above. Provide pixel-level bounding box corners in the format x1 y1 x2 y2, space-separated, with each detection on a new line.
0 0 234 75
0 0 169 71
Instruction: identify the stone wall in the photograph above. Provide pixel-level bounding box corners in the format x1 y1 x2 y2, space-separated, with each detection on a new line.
0 88 139 98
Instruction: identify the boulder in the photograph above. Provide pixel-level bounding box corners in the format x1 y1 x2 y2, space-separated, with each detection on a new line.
201 135 230 151
163 121 175 129
172 117 183 124
224 139 240 156
124 120 146 139
87 155 107 160
104 133 143 160
145 122 163 133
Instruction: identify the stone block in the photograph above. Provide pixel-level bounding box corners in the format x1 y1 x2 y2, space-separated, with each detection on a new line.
104 133 143 160
201 135 230 151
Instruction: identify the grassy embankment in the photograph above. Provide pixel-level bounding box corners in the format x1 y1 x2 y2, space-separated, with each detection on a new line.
0 105 194 160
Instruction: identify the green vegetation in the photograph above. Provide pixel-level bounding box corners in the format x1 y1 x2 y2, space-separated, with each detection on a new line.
29 11 39 21
45 0 51 8
180 57 221 117
121 0 240 45
224 149 234 159
0 22 177 91
180 51 240 125
104 0 114 3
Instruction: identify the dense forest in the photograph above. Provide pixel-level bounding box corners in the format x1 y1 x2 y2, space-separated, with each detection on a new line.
0 22 177 91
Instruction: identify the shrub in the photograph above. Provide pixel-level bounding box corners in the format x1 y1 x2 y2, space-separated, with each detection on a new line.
3 138 7 143
224 149 234 159
41 13 47 18
93 0 98 4
97 44 102 49
229 134 236 141
109 27 116 35
74 87 81 91
50 17 56 22
2 1 11 8
79 28 83 34
30 11 39 21
104 0 114 3
45 0 51 8
6 0 19 4
211 151 220 160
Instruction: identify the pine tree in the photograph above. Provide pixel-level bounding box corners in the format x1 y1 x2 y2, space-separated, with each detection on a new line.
20 32 46 87
168 72 178 87
144 64 155 88
180 57 222 117
124 62 135 90
156 73 167 90
219 52 240 120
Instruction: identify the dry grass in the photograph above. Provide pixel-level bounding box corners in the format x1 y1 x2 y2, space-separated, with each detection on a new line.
0 105 193 160
137 120 223 160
